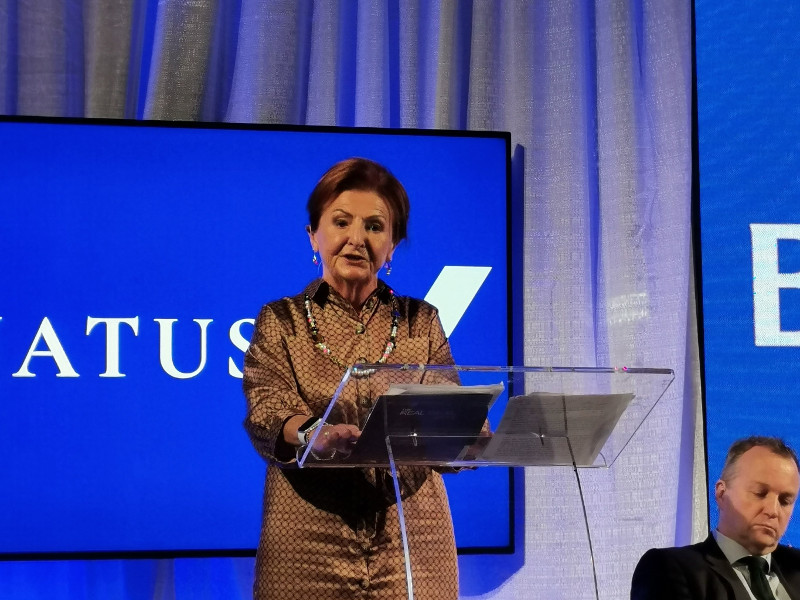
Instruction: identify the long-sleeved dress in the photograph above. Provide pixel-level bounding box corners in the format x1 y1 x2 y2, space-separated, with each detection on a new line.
243 279 459 599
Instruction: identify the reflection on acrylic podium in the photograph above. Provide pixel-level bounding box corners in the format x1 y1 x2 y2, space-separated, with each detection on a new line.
298 364 674 600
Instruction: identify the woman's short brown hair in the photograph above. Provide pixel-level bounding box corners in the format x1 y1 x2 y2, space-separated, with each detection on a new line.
306 158 410 244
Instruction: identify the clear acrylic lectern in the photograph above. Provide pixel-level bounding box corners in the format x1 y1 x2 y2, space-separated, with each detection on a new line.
297 364 674 600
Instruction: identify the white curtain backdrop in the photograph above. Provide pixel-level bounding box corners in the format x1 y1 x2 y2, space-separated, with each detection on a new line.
0 1 701 598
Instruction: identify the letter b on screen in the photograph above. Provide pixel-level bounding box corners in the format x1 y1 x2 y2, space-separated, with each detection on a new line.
751 223 800 346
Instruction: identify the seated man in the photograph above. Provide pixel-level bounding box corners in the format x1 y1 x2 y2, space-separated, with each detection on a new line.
631 436 800 600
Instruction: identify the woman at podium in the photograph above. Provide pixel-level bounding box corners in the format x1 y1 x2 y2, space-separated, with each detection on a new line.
242 158 460 599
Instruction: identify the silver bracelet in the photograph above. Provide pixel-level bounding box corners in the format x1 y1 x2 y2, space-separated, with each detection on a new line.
294 443 333 463
309 425 337 460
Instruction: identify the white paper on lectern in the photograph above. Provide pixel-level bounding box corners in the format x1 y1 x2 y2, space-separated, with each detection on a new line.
343 382 504 463
384 382 505 408
481 392 634 465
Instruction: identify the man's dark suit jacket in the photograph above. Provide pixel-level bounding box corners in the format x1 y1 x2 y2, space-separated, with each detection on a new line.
631 535 800 600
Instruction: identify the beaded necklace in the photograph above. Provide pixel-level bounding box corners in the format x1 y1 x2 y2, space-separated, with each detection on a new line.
303 288 399 370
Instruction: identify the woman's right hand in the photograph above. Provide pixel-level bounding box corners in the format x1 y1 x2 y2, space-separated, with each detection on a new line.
310 423 360 457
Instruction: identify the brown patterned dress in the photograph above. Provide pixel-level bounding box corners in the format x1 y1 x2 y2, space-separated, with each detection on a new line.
243 279 459 599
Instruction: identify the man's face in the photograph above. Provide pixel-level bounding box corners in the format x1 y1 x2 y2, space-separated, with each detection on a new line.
715 446 800 555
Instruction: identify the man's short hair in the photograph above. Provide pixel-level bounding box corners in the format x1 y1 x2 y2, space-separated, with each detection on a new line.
720 436 800 481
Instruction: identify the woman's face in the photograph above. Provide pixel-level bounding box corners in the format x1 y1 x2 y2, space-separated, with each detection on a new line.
308 189 396 295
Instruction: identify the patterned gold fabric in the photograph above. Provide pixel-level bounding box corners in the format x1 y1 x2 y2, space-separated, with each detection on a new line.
243 279 459 599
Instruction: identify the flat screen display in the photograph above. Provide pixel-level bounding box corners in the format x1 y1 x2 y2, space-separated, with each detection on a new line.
0 117 511 556
696 2 800 542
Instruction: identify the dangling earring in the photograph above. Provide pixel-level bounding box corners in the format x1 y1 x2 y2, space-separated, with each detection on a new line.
312 253 319 266
384 260 392 275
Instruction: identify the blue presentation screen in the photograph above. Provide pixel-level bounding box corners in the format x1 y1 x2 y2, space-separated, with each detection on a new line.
0 118 511 556
696 3 800 541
